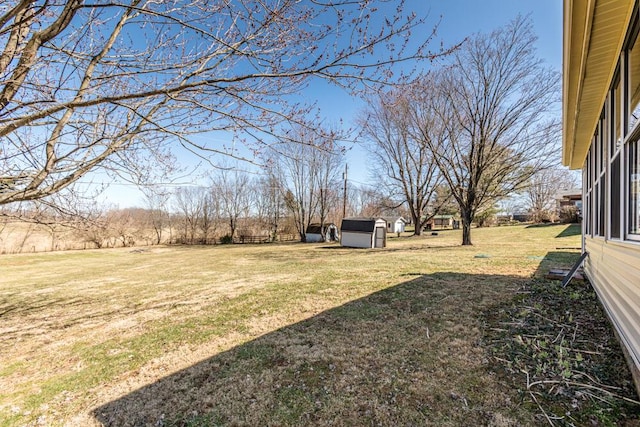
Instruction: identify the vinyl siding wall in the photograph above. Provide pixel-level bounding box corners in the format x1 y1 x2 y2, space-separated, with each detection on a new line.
566 0 640 390
584 238 640 380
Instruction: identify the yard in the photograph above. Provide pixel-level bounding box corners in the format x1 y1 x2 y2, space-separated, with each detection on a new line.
1 224 638 426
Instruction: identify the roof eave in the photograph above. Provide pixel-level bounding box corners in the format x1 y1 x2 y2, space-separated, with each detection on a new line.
563 0 635 170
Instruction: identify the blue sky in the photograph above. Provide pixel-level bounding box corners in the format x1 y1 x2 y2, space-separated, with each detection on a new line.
99 1 563 207
341 0 563 187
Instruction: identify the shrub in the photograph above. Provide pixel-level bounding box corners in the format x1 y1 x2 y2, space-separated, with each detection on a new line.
559 206 580 223
220 234 233 244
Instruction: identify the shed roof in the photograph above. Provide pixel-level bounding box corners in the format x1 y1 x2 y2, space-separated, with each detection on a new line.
433 215 454 220
305 223 336 234
382 216 406 223
340 218 383 232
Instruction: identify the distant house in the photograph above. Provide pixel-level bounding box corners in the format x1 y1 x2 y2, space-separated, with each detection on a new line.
382 216 406 233
496 214 513 225
305 223 339 243
512 213 532 223
555 188 583 217
340 218 387 248
426 215 454 229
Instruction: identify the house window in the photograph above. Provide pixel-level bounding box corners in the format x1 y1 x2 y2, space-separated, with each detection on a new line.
629 30 640 132
611 154 622 239
626 23 640 240
629 139 640 237
614 78 622 149
584 148 593 236
608 83 622 240
592 117 606 237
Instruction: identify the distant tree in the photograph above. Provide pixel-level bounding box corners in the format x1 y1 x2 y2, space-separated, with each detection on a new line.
526 169 579 223
173 187 205 244
474 205 500 228
2 201 68 251
143 188 171 245
254 172 285 241
0 0 450 206
214 168 252 240
200 189 221 244
78 210 112 249
110 208 142 247
348 184 397 218
418 17 560 245
313 136 344 241
277 145 318 242
274 126 344 242
1 195 103 250
431 184 458 217
361 86 449 235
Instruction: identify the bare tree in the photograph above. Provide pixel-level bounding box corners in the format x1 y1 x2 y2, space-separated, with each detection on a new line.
77 210 112 249
419 17 560 245
0 1 449 206
275 144 317 242
347 183 392 218
314 136 344 240
361 87 448 235
526 168 579 223
173 187 205 244
254 172 285 241
214 168 252 240
0 194 104 250
274 126 343 242
143 188 171 245
109 208 139 247
200 189 220 244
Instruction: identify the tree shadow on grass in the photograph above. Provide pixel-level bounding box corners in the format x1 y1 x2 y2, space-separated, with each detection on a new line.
92 266 638 427
93 272 535 426
523 222 582 239
555 223 581 238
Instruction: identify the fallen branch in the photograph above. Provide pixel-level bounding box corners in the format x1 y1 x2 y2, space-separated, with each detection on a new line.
529 391 561 426
527 379 640 405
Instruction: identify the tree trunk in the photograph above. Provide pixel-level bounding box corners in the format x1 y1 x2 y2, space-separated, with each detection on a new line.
461 210 473 246
229 218 235 239
412 212 422 236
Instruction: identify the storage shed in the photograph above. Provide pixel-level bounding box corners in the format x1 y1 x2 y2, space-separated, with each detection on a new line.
305 223 339 243
426 215 454 229
340 218 387 248
382 216 406 233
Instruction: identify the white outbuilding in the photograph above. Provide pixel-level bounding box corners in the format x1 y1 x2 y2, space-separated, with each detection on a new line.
340 218 387 248
382 216 406 233
305 223 339 243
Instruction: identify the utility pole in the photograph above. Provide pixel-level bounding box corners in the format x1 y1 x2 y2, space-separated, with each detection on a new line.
342 163 348 219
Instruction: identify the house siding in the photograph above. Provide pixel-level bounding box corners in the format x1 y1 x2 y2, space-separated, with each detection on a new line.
584 237 640 384
564 0 640 391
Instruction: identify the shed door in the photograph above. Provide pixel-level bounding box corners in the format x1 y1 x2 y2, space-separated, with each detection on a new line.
374 226 386 248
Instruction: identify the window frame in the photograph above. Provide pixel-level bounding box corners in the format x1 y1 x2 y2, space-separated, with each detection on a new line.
624 16 640 242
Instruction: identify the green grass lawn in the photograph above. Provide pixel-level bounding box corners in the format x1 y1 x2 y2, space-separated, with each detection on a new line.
0 224 637 426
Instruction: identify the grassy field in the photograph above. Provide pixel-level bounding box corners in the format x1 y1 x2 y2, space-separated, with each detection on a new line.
0 224 638 426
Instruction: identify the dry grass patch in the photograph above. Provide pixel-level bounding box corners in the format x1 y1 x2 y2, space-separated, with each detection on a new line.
0 224 636 426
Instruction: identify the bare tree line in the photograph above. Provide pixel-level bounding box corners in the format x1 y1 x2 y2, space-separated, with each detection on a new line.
0 155 404 252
